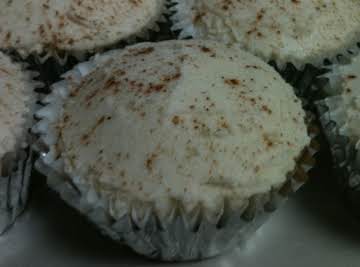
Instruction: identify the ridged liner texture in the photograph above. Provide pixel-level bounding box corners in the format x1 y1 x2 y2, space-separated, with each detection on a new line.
0 64 41 235
316 47 360 216
33 52 318 261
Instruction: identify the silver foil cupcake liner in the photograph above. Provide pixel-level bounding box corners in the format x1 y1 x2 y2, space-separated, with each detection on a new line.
0 149 33 234
317 102 360 214
0 62 40 234
269 62 329 111
316 46 360 215
35 150 316 261
33 51 318 261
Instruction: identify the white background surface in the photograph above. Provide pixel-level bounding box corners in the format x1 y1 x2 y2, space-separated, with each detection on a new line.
1 150 360 267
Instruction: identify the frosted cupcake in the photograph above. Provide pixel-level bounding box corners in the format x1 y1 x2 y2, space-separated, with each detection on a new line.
0 0 166 63
317 53 360 215
34 40 315 261
0 52 38 234
171 0 360 100
171 0 360 69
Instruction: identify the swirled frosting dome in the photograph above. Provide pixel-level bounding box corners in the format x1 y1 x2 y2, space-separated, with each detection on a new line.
49 40 310 215
172 0 360 67
0 0 165 56
0 52 32 158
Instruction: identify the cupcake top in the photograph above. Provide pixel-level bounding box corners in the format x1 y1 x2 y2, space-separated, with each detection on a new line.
0 52 33 159
325 53 360 144
0 0 165 57
172 0 360 68
43 40 310 217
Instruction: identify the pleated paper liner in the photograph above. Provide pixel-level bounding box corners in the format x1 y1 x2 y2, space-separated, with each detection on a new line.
316 46 360 217
271 43 360 107
0 59 41 234
0 148 33 235
317 103 360 216
34 123 318 261
33 50 319 261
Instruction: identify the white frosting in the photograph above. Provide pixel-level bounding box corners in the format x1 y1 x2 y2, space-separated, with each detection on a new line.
0 0 165 56
42 40 310 218
172 0 360 68
324 54 360 146
0 52 32 159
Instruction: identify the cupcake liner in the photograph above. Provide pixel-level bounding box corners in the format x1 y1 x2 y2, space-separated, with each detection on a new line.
0 62 40 234
269 62 329 111
316 47 360 215
33 51 318 261
0 148 33 234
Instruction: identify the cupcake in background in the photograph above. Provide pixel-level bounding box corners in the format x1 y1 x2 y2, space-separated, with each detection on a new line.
0 0 167 64
171 0 360 68
34 40 317 261
317 52 360 216
0 52 39 234
171 0 360 101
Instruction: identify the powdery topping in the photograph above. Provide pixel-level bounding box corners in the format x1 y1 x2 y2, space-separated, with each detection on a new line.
51 40 310 215
0 0 164 56
172 0 360 67
0 52 31 158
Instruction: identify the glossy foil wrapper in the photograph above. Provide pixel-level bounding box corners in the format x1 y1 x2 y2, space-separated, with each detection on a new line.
34 52 318 261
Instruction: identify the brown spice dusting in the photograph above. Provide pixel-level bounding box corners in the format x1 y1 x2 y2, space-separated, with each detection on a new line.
172 115 180 125
261 105 272 114
162 72 181 82
224 78 241 87
63 114 70 123
144 83 166 94
245 65 260 69
145 153 158 172
221 121 229 129
193 12 206 23
80 116 107 145
199 46 216 57
128 47 155 56
263 134 274 148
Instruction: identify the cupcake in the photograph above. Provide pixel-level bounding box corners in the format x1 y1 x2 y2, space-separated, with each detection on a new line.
171 0 360 100
0 0 167 62
0 52 38 234
317 52 360 216
34 40 315 261
171 0 360 68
